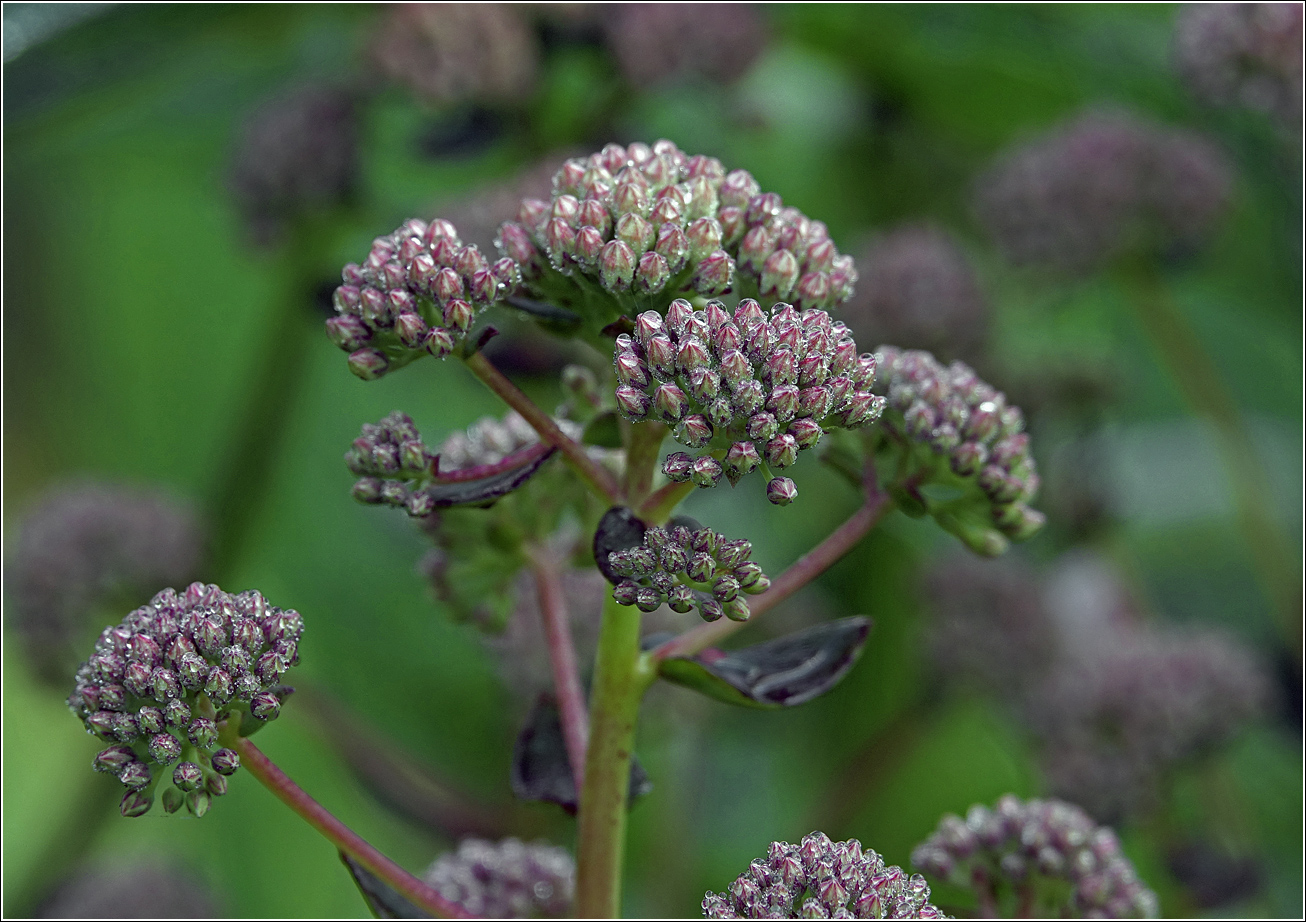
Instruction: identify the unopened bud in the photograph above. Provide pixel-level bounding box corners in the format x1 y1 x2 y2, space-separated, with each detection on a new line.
767 477 798 506
600 240 637 291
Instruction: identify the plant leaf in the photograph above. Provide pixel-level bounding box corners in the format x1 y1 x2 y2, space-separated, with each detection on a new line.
415 449 555 509
504 295 583 326
658 617 873 708
340 853 431 919
510 696 651 815
592 506 646 583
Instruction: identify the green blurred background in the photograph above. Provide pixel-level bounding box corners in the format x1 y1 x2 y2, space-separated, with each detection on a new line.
3 4 1301 918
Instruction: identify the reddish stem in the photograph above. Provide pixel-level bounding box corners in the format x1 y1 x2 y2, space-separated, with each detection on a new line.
231 735 471 919
650 460 892 662
463 351 621 504
434 441 552 483
528 545 591 793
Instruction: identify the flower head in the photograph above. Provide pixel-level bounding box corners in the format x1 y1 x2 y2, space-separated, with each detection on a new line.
368 3 539 107
974 111 1233 275
704 830 947 919
67 582 302 817
871 347 1043 554
845 224 989 363
227 84 358 245
608 521 771 622
912 795 1159 918
423 837 574 918
329 218 521 380
7 483 204 683
615 298 883 505
602 4 768 87
499 139 857 325
1174 2 1303 132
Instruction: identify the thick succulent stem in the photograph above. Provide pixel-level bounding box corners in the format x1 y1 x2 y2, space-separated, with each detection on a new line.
622 421 667 507
636 480 696 524
227 730 471 919
1125 263 1302 661
574 593 652 917
463 350 622 504
527 544 590 794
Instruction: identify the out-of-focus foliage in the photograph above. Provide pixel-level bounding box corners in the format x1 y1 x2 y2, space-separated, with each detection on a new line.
3 4 1299 919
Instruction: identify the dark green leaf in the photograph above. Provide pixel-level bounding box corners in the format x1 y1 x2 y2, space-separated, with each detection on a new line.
658 617 873 708
340 853 431 919
510 696 651 815
416 449 555 509
504 295 582 326
592 506 646 583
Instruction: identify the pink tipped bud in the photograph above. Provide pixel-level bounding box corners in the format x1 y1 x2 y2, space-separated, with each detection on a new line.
677 336 711 370
613 179 650 216
718 205 747 246
614 351 651 388
766 433 799 469
578 198 612 237
545 218 577 260
599 240 637 291
425 328 457 358
692 250 733 296
746 191 784 225
348 348 390 380
766 384 800 421
616 212 655 254
748 412 779 442
663 452 693 482
650 197 683 226
666 298 695 333
720 169 760 208
798 385 831 418
653 382 690 422
433 267 464 304
441 298 475 332
468 268 501 305
635 252 670 293
655 224 690 272
761 249 800 300
325 315 371 351
644 333 677 377
674 415 714 449
789 417 824 449
497 222 539 265
724 440 762 484
767 476 798 506
685 217 724 262
690 455 724 487
517 198 550 229
615 385 653 420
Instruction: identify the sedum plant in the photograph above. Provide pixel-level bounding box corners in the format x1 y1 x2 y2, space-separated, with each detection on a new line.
63 139 1147 920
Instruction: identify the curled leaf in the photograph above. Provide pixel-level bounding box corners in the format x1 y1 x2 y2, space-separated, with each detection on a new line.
340 853 431 919
658 617 872 708
416 448 556 508
510 696 651 814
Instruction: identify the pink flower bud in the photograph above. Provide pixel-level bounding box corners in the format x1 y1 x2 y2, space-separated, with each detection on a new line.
650 197 683 226
600 240 637 291
575 225 606 268
441 299 475 332
654 382 690 421
789 417 824 449
545 217 577 259
425 328 457 358
761 249 800 300
655 224 689 272
674 415 714 449
433 267 464 304
692 250 733 296
614 351 651 387
348 348 390 380
724 440 762 484
615 385 652 420
497 222 539 265
666 298 695 333
663 452 693 482
636 252 670 293
616 212 655 254
720 169 760 208
690 455 724 487
677 336 711 370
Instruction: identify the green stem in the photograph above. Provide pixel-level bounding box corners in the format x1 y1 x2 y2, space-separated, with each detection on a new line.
622 421 667 506
226 730 471 919
574 594 652 917
1125 263 1302 660
463 350 622 505
637 480 696 524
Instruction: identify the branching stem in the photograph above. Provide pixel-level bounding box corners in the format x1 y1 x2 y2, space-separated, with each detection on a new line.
226 730 471 918
463 350 622 504
527 544 591 794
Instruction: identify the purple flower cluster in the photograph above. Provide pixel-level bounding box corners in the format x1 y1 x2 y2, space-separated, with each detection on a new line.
368 3 539 107
423 837 574 918
608 522 770 622
67 582 302 817
703 831 947 919
1030 628 1271 822
227 83 358 245
845 224 990 363
8 483 204 683
912 795 1159 919
871 347 1043 554
975 111 1233 275
615 298 883 505
1174 2 1304 131
328 218 521 380
602 4 769 87
498 139 857 317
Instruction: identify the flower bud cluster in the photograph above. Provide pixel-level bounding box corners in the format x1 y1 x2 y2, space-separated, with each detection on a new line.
498 139 856 314
608 522 770 622
703 830 947 919
423 837 574 918
227 84 358 245
67 582 302 817
7 483 204 684
615 298 883 505
845 224 989 363
974 111 1232 275
1030 627 1270 823
368 3 539 108
872 347 1044 552
912 795 1159 919
1174 3 1303 132
329 218 521 380
602 4 768 87
347 410 580 518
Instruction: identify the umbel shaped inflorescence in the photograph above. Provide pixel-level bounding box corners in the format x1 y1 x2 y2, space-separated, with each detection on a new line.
423 837 575 918
616 298 883 505
870 347 1043 555
608 522 770 622
703 831 947 920
67 582 302 817
328 218 522 380
497 139 857 322
912 795 1158 919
